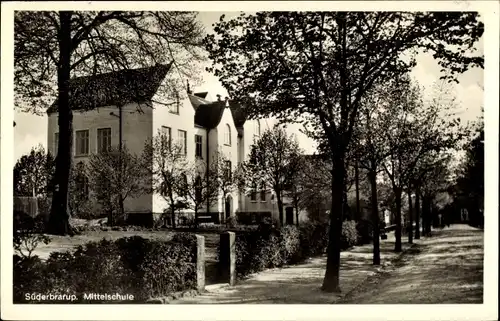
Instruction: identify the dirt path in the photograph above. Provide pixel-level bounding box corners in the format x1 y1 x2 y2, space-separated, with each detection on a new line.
341 224 484 304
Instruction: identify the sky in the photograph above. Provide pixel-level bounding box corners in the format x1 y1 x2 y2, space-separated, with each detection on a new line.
13 11 484 161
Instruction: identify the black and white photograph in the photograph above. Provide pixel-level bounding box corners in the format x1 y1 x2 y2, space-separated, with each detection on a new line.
1 1 498 320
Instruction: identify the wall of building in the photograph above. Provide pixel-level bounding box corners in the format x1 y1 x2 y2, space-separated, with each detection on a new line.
151 92 197 214
47 102 154 215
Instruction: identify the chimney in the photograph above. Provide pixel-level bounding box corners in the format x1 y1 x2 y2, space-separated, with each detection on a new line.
187 80 192 94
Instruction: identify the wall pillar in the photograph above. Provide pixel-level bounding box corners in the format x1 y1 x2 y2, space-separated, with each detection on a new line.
195 234 205 292
218 231 236 286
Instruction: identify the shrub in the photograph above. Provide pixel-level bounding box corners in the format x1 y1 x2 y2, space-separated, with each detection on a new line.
356 219 374 245
13 216 51 258
13 234 198 303
280 225 302 264
299 222 329 258
220 219 360 281
341 220 358 250
226 216 238 228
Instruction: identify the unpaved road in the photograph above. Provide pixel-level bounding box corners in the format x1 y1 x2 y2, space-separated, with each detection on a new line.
341 224 483 304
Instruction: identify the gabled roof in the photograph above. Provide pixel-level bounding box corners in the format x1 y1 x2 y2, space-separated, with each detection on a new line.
188 94 211 110
194 92 208 99
192 98 248 130
194 101 226 129
47 63 173 114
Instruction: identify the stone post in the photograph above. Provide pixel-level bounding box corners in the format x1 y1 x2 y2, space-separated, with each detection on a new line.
219 231 236 286
195 234 205 292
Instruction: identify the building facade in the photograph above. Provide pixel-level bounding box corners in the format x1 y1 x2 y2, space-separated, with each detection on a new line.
47 65 301 226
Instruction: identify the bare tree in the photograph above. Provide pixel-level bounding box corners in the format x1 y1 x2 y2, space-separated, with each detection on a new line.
243 126 303 226
15 11 205 235
142 131 188 229
176 160 220 228
87 146 147 226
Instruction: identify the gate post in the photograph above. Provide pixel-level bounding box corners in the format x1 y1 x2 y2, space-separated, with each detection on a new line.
219 231 236 286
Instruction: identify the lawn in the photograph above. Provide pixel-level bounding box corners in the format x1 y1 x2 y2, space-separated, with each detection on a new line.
26 219 221 263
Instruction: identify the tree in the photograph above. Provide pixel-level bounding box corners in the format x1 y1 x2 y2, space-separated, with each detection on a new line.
380 77 462 251
205 11 483 292
143 131 189 229
453 124 484 228
68 161 92 218
176 159 221 228
350 75 411 264
87 146 147 226
14 145 55 197
243 126 303 226
15 11 205 235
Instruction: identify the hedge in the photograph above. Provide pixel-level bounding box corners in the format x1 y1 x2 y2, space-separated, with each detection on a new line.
218 220 363 280
13 234 198 303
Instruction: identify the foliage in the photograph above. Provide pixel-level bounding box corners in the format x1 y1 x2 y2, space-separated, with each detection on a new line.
226 216 238 228
87 146 147 225
68 161 93 219
13 218 51 259
143 133 189 228
221 221 359 280
13 234 198 303
242 126 303 222
452 124 484 227
355 219 374 245
14 145 55 197
15 11 206 235
205 11 483 291
341 220 359 249
175 158 221 224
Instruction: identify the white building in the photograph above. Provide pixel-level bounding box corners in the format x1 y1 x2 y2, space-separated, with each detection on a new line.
46 64 301 226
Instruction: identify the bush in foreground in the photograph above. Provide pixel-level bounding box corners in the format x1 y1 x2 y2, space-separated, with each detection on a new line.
13 234 198 303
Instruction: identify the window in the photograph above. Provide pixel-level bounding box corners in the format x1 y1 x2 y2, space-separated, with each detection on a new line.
75 162 89 200
161 126 171 150
75 130 89 156
54 133 59 156
195 135 203 158
195 176 202 203
260 183 266 202
169 92 180 114
178 130 187 155
224 123 231 146
250 183 257 201
255 121 261 137
224 160 232 181
97 128 111 153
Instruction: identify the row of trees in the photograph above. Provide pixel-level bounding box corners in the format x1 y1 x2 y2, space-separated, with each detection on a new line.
205 11 483 292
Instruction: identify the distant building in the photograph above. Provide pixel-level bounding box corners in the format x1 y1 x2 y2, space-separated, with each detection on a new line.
46 64 302 226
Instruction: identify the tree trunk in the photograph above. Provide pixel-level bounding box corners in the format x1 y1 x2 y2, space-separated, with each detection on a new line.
394 188 403 252
47 11 74 236
276 192 284 227
422 196 431 236
415 188 421 239
321 156 346 293
170 195 176 229
407 187 413 244
117 105 124 226
294 196 299 227
355 160 360 221
369 169 380 265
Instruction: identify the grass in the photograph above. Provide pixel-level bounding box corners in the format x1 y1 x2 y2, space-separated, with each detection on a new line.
28 218 221 262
